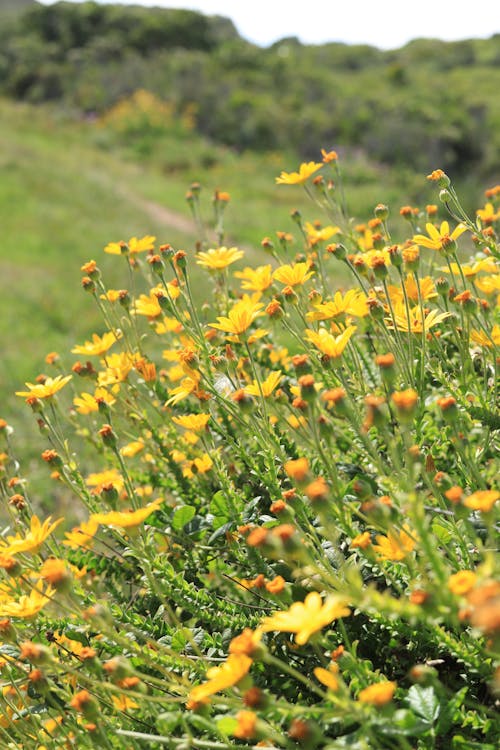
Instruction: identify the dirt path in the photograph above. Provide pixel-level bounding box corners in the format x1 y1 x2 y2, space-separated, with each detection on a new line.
118 186 196 235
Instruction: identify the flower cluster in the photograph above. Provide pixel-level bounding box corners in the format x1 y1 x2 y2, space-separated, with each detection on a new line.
0 157 498 748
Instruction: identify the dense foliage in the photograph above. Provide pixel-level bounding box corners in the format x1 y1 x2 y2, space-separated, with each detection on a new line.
2 1 500 177
0 155 498 748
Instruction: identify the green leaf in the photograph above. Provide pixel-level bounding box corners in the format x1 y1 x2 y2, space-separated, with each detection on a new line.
407 685 440 724
172 505 196 530
210 490 231 520
171 628 191 651
156 711 180 733
216 716 238 736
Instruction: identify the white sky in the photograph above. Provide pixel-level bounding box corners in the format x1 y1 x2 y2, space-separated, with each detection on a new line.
39 1 500 49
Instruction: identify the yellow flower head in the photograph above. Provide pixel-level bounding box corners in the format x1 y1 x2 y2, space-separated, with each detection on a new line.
63 518 99 550
1 516 63 556
305 326 356 359
98 352 137 387
386 302 451 334
120 439 146 457
307 290 368 321
304 222 341 244
209 298 263 336
476 202 500 223
71 331 121 357
104 235 156 255
273 262 314 287
91 498 163 529
276 161 323 185
86 468 124 493
373 525 417 561
189 653 253 703
470 324 500 348
0 580 55 619
73 387 116 415
245 371 282 398
412 221 467 252
16 375 72 400
234 265 274 292
463 490 499 512
196 246 244 270
172 413 210 431
259 591 351 645
358 681 397 706
448 570 477 596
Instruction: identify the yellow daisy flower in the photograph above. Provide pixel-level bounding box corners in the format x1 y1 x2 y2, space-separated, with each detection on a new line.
196 246 244 270
260 591 351 645
276 161 323 185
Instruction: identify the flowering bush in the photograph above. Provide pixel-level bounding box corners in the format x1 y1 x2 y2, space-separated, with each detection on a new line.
0 155 499 749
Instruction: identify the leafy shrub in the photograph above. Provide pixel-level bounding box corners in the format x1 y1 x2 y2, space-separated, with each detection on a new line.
0 156 499 748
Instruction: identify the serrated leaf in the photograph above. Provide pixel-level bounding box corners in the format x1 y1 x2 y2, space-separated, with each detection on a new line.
171 628 190 651
407 685 440 723
172 505 196 530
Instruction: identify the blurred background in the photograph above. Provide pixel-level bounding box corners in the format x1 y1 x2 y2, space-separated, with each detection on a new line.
1 0 500 448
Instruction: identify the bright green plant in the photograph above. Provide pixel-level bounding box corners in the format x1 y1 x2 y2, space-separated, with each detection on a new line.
0 154 498 749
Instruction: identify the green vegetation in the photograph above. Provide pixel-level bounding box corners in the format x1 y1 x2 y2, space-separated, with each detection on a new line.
1 1 500 181
1 94 437 433
0 157 498 748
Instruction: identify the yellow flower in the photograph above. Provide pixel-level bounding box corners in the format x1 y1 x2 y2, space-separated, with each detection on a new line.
209 298 263 336
16 375 72 400
112 695 139 711
474 274 500 295
98 352 137 387
307 290 368 321
305 325 356 359
314 666 339 691
196 246 244 270
273 262 314 287
1 516 63 556
91 498 163 528
358 681 396 706
104 235 156 255
73 387 116 415
463 490 499 512
441 258 497 278
276 161 323 185
0 581 55 618
245 371 282 398
372 525 417 561
412 221 467 251
63 518 99 550
120 439 145 457
363 249 391 269
156 315 184 335
189 653 253 703
304 221 341 244
172 414 210 431
470 325 500 348
86 468 124 493
259 591 351 645
166 375 202 406
71 331 120 357
192 454 213 474
476 202 500 223
448 570 477 595
234 265 273 292
386 302 451 334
